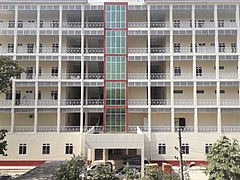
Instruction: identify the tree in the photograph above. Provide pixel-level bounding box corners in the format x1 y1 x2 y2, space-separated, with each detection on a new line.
205 136 240 180
87 163 117 180
0 129 7 156
0 56 24 93
54 154 87 180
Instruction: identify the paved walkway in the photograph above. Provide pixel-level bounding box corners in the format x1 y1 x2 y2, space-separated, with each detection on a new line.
15 161 64 180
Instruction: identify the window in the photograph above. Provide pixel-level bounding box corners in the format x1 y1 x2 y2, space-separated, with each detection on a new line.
181 143 189 154
105 5 126 28
198 20 205 28
52 20 59 28
230 19 235 23
27 44 34 53
38 91 41 100
196 67 202 76
8 43 14 53
39 44 43 53
231 43 237 53
174 67 181 76
205 143 212 154
39 67 42 77
8 20 15 28
173 19 180 28
215 90 225 94
6 91 12 100
18 20 23 28
218 20 224 27
174 90 183 94
106 30 126 54
214 66 224 70
219 43 225 52
26 67 33 79
52 44 59 53
197 90 204 94
19 144 27 154
158 143 166 154
65 143 73 154
51 91 58 100
42 143 50 154
174 43 181 53
51 67 58 76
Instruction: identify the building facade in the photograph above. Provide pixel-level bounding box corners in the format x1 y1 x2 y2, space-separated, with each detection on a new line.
0 0 240 173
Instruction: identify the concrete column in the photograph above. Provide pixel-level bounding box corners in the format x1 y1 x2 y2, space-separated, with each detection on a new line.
217 108 221 133
11 81 16 133
171 108 175 132
194 108 198 133
87 149 92 165
103 149 108 161
85 112 88 126
10 108 15 133
34 108 38 133
13 6 18 55
141 148 144 177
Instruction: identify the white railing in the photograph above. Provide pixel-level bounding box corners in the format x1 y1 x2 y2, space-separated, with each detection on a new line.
220 99 239 106
37 126 57 132
128 73 147 80
40 22 59 28
62 47 81 54
150 22 170 28
61 73 81 80
128 48 147 54
219 73 238 79
128 22 148 28
15 100 35 106
16 47 36 54
139 126 148 132
38 73 58 80
173 22 191 28
61 99 81 106
173 73 193 79
21 22 37 28
151 73 170 80
0 48 14 54
93 126 104 133
128 126 137 133
38 99 58 106
219 22 237 28
175 126 194 132
222 126 240 133
0 100 12 106
151 99 170 106
151 126 172 132
174 47 191 53
14 126 34 132
196 73 216 79
196 47 215 53
62 22 81 28
195 22 215 28
198 126 218 132
84 22 104 28
84 99 104 105
174 99 193 106
150 47 169 53
40 47 59 53
0 126 11 132
60 126 81 132
197 99 216 106
0 22 11 28
16 73 36 80
128 99 148 106
219 47 237 53
84 73 104 79
84 48 104 53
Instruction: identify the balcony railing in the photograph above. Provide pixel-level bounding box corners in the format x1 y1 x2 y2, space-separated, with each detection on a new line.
61 99 81 106
0 48 14 54
62 22 81 28
173 73 193 79
174 99 193 106
174 47 191 53
60 126 81 132
150 22 170 28
38 73 59 80
219 47 237 53
84 73 104 79
222 126 240 133
128 22 148 28
196 47 215 53
0 100 12 106
196 73 216 79
40 22 59 28
14 126 34 132
15 100 35 106
198 126 218 132
197 99 217 106
175 126 194 132
219 73 238 79
173 22 191 28
16 47 36 54
37 126 57 132
128 48 147 54
151 99 170 106
40 47 59 53
62 73 81 80
218 22 237 28
0 126 11 132
194 22 215 28
150 47 170 53
220 99 239 106
151 73 170 80
62 47 81 54
84 22 104 28
84 99 104 105
84 48 104 54
16 73 36 80
128 126 138 133
128 99 148 106
38 99 58 106
128 73 147 80
151 126 171 132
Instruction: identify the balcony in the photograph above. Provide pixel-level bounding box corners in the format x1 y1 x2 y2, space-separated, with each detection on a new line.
84 73 104 80
38 73 59 80
37 126 57 132
197 99 216 106
84 99 104 105
150 22 170 28
174 99 193 106
196 47 215 53
60 99 81 106
62 73 81 80
84 48 104 54
150 47 170 53
151 73 170 80
174 47 191 54
129 22 148 28
219 73 238 79
14 126 34 132
0 126 11 132
219 47 237 53
151 99 170 106
173 73 193 80
128 48 147 54
16 73 36 80
218 22 237 28
195 22 215 28
221 126 240 133
0 100 12 106
128 99 147 106
220 99 239 106
128 73 147 80
198 126 218 132
40 22 59 28
84 22 104 28
175 126 194 132
40 47 59 54
38 99 58 106
173 22 191 28
196 73 216 79
62 22 81 28
0 48 14 54
62 47 81 54
15 99 35 106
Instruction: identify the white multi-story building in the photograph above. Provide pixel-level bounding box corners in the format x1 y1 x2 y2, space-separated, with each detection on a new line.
0 0 240 175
